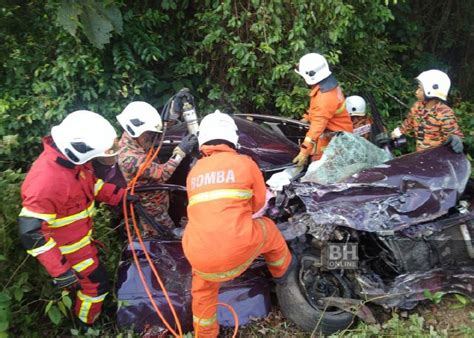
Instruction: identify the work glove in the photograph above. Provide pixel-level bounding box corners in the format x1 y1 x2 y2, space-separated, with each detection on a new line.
374 132 391 146
444 135 464 153
176 134 198 156
391 127 402 139
292 151 309 167
52 269 79 290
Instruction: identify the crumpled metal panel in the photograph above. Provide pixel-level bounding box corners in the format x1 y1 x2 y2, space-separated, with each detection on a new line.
293 146 471 237
164 116 300 169
356 266 474 309
116 240 271 334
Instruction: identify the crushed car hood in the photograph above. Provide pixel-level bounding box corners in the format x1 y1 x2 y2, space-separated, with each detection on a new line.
293 146 471 235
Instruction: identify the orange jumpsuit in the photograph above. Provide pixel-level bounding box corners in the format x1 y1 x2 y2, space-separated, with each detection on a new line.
182 144 292 337
301 85 353 160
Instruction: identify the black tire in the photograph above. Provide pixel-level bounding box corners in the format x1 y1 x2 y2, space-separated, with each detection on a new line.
276 255 355 335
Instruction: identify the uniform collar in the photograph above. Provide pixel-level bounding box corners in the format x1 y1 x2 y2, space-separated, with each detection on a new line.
308 75 339 97
119 131 145 153
309 84 320 97
200 144 237 156
417 100 443 113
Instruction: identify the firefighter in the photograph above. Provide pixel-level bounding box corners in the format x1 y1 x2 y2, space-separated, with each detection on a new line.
293 53 353 166
18 110 125 327
182 110 294 337
116 101 197 235
346 95 374 140
391 69 464 152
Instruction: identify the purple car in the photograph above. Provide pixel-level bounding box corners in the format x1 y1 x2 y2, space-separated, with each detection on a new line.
110 114 473 335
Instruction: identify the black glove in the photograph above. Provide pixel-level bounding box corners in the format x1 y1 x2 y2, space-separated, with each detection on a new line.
52 269 79 290
444 135 464 153
178 134 198 156
172 88 195 116
374 132 391 146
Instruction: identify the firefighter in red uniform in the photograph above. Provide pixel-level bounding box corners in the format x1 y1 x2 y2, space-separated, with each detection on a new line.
18 110 125 327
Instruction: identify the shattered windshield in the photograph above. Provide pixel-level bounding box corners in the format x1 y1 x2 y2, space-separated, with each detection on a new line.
302 133 392 185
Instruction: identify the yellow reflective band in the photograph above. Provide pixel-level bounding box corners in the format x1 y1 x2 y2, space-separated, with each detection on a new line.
77 291 108 323
26 238 57 257
94 179 104 196
267 252 288 267
303 136 316 145
189 189 253 207
19 207 56 223
77 290 108 304
78 298 92 323
335 101 346 115
72 258 94 273
193 314 217 327
195 219 268 281
50 202 95 228
59 230 92 255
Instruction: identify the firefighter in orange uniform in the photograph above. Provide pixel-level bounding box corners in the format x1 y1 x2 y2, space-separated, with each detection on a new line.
293 53 353 166
182 110 294 337
18 111 125 327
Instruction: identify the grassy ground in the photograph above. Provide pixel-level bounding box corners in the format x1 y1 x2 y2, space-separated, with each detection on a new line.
234 295 474 337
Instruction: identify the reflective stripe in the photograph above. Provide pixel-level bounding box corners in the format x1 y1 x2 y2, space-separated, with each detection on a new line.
189 189 253 207
335 101 346 115
26 238 57 257
195 219 267 281
50 202 95 228
267 252 287 267
19 207 56 223
77 290 108 303
94 179 104 196
77 291 108 323
304 136 316 145
72 258 94 272
193 314 217 327
59 230 92 255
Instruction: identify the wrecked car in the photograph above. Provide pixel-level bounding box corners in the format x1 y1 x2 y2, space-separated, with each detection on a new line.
112 114 473 335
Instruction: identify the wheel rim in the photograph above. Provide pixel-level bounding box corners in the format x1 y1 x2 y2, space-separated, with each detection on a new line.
298 256 351 312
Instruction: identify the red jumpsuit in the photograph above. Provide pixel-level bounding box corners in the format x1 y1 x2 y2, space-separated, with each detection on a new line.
19 137 124 324
301 85 353 160
183 144 292 337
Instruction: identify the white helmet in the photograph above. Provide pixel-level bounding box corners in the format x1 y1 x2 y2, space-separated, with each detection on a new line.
197 110 239 147
346 95 366 116
295 53 332 85
416 69 451 101
51 110 118 165
116 101 163 138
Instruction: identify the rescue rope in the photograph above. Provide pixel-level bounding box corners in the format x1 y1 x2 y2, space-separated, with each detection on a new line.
123 120 184 337
122 97 240 337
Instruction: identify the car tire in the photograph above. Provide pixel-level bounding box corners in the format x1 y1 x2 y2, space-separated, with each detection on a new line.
276 255 355 335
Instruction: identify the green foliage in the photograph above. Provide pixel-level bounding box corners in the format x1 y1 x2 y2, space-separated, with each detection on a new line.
54 0 123 49
423 289 445 305
0 0 472 336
